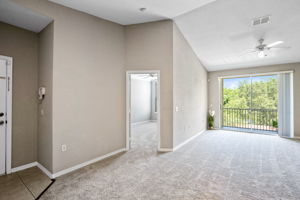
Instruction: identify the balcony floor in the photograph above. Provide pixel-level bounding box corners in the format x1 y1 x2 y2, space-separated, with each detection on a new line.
222 126 278 135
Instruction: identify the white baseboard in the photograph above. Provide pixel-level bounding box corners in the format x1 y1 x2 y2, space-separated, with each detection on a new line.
52 148 126 178
158 130 206 152
11 161 53 179
11 162 38 173
11 148 127 179
37 163 53 179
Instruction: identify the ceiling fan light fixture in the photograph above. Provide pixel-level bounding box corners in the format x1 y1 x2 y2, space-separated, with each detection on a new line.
258 51 265 58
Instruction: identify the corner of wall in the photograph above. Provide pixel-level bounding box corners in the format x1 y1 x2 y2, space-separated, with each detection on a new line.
37 21 54 173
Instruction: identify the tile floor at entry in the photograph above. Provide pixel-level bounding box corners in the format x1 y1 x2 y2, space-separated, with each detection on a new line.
0 166 53 200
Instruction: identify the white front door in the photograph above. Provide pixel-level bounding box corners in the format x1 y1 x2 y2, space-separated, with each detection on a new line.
0 59 7 175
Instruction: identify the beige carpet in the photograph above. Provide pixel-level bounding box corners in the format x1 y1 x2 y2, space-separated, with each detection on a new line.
41 122 300 200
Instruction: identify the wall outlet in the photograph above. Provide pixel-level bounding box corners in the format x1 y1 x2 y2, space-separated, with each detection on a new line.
40 109 44 116
61 144 67 152
175 106 179 112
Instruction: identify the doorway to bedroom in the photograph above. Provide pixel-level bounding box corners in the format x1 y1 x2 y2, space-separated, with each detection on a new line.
126 71 160 151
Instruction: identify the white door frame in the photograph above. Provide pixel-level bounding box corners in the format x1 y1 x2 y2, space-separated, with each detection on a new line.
0 55 13 174
126 70 161 151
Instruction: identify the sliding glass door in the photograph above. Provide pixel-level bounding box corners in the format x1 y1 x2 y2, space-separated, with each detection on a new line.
222 75 278 133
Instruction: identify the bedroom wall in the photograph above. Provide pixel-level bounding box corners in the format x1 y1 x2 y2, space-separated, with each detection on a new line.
130 78 152 123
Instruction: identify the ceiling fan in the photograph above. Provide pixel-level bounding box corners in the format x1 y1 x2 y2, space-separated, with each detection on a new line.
242 39 290 58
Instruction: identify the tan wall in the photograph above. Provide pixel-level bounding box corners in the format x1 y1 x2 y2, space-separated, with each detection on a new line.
0 22 38 167
51 6 125 173
12 0 126 173
208 63 300 137
125 20 174 149
173 24 208 147
38 22 53 171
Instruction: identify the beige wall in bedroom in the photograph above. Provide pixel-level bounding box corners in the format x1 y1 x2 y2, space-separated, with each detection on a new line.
38 22 54 171
125 20 174 149
173 24 208 147
12 0 126 173
208 63 300 137
0 22 38 168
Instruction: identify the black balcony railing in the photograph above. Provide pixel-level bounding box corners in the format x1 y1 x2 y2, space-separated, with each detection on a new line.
222 108 278 132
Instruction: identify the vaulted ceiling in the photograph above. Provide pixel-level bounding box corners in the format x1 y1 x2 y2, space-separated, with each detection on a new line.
175 0 300 71
48 0 216 25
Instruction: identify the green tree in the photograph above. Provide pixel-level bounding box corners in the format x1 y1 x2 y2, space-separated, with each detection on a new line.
223 76 278 129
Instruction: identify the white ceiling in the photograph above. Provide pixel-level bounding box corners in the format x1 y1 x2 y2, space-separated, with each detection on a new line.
0 0 52 33
48 0 215 25
175 0 300 71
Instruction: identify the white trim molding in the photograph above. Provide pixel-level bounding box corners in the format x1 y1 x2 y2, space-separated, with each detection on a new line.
12 162 54 179
11 162 37 173
10 148 127 179
159 130 206 152
52 148 126 178
0 55 13 174
37 163 53 179
218 70 295 79
126 70 161 151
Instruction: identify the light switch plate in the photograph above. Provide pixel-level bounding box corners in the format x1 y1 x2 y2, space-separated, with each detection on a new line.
62 144 67 152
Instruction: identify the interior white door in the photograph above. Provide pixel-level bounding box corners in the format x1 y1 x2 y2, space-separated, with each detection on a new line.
0 59 7 175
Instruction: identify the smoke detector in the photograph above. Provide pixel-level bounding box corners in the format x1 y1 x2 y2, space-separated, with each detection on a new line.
252 15 271 26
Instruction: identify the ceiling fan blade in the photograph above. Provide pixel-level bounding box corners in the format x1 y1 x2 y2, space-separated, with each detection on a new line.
267 41 284 48
268 46 291 50
239 49 258 56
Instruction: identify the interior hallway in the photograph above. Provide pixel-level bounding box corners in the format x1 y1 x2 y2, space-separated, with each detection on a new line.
38 127 300 200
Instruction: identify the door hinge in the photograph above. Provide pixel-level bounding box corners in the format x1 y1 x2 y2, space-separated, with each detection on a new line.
7 77 10 91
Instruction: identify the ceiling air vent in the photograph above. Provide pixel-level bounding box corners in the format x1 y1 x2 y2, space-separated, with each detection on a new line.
252 15 270 26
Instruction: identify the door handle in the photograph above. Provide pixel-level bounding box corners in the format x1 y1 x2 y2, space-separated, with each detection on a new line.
0 112 4 117
0 121 4 125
